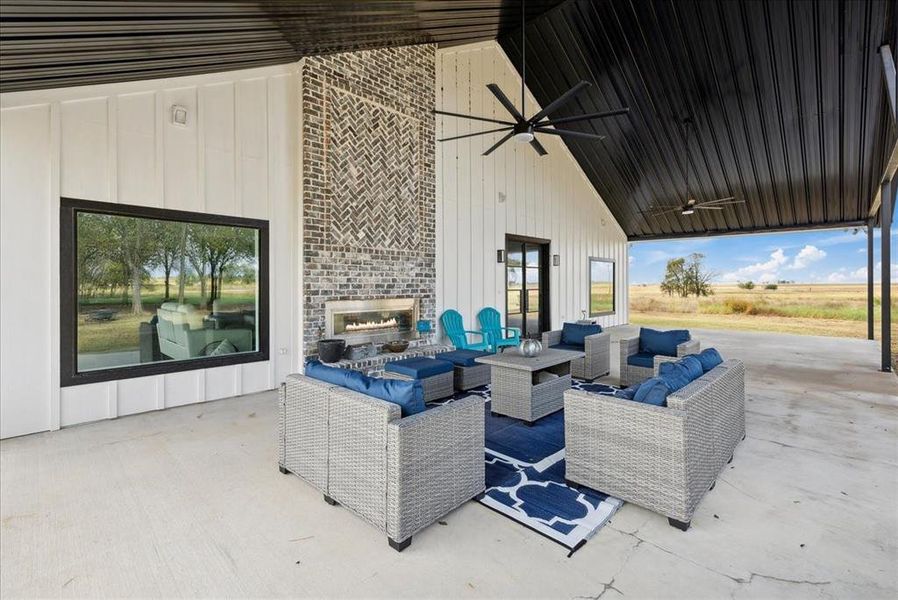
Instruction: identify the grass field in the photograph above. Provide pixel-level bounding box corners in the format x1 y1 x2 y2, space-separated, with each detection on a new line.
78 280 256 354
629 283 898 370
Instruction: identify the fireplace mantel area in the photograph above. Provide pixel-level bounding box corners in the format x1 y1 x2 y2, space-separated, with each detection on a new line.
324 298 420 345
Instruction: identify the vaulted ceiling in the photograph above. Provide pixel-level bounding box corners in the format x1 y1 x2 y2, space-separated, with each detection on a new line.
2 0 896 241
0 0 562 92
500 0 897 239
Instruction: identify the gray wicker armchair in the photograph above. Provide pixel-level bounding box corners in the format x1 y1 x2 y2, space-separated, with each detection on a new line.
564 359 745 530
619 334 700 387
541 329 611 380
278 374 485 551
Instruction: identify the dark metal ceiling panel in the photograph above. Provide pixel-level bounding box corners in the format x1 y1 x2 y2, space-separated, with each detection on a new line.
0 0 561 92
500 0 897 239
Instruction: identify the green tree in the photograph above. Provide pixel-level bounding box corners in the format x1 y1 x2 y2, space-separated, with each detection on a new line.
660 258 687 297
683 253 714 297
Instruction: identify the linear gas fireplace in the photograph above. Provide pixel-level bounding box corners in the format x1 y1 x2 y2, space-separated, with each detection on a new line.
324 298 419 345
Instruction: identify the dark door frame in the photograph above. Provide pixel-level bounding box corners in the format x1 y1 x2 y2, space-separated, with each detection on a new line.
504 234 551 338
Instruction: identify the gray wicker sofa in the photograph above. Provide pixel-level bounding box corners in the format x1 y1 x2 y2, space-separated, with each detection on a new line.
278 374 485 551
619 333 701 387
542 329 611 380
564 359 745 530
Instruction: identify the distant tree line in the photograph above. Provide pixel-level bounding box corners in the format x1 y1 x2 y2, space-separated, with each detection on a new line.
660 253 714 298
77 214 256 314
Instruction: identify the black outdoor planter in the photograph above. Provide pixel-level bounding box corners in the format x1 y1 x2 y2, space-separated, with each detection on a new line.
317 339 346 363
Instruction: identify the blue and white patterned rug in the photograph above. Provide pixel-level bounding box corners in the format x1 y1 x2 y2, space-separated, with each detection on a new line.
436 381 624 555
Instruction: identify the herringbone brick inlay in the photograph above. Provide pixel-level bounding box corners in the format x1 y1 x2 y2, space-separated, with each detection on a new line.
327 87 421 250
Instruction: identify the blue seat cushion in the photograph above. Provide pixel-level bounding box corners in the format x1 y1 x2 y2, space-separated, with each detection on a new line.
626 351 655 369
561 322 602 346
679 355 704 380
306 360 424 417
551 342 586 352
658 360 693 392
633 377 671 406
614 384 640 400
639 327 691 357
344 375 425 417
384 357 454 378
305 360 358 387
435 349 493 367
693 348 723 372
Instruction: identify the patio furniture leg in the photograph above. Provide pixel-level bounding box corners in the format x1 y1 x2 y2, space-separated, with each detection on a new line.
728 454 734 464
564 478 579 489
474 492 485 501
668 518 691 531
323 494 338 506
388 536 412 552
278 464 289 474
709 480 716 490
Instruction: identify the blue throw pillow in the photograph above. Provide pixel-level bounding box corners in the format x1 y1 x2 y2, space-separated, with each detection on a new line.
694 348 723 373
305 360 357 387
633 377 671 406
658 361 692 392
561 322 602 346
639 327 691 356
679 355 704 381
345 376 425 417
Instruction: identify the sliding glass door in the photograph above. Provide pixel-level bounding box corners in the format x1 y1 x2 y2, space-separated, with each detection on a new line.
505 236 549 339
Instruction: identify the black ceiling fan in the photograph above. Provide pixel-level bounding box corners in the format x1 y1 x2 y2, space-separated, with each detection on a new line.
648 118 745 217
433 0 629 157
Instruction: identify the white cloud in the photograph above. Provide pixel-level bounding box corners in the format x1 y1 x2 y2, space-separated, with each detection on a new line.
720 248 788 283
789 245 826 269
628 255 635 265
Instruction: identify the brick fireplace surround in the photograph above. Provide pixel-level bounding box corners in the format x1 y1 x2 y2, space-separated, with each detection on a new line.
301 45 437 357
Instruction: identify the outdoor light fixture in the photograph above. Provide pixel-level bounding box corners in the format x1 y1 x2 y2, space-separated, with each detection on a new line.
513 129 535 143
497 249 505 263
170 104 188 126
681 208 695 216
553 254 561 266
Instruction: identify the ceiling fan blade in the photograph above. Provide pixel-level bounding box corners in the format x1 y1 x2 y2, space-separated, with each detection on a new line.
695 206 725 210
486 84 525 122
538 107 630 126
646 206 686 216
536 127 606 141
528 81 591 123
482 131 515 156
701 196 738 205
700 200 744 207
530 137 548 156
438 126 513 142
433 109 516 127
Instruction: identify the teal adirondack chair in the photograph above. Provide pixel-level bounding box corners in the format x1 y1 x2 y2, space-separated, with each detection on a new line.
440 309 490 351
477 307 520 352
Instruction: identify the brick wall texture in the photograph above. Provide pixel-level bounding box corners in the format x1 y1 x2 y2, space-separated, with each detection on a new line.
302 45 436 355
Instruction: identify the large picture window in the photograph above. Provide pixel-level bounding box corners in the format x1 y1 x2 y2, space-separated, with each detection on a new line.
60 199 268 386
588 257 615 317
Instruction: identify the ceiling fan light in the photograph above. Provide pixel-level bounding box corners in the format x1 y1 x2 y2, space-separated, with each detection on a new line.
681 208 695 215
513 131 535 143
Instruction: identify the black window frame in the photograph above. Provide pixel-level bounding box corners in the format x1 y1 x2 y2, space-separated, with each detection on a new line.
588 257 616 317
60 197 270 387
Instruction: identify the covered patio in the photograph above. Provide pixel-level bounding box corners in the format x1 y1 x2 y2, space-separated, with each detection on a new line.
1 1 897 597
2 329 895 597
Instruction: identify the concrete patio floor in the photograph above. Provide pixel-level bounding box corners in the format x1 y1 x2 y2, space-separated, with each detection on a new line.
1 328 896 599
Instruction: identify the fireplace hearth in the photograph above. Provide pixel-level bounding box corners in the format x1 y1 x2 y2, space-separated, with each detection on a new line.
324 298 419 345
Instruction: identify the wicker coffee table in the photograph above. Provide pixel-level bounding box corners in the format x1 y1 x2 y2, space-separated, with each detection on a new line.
475 348 585 425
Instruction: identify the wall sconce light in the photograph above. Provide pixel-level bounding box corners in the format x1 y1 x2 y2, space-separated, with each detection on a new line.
170 104 188 126
497 249 505 263
553 254 561 266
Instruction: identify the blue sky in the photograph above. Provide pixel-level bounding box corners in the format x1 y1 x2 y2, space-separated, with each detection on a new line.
628 227 898 285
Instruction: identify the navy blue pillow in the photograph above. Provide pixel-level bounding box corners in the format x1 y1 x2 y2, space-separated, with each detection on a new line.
305 360 357 387
679 355 704 381
639 328 690 356
694 348 723 373
345 375 425 417
561 322 602 346
658 361 692 392
633 377 671 406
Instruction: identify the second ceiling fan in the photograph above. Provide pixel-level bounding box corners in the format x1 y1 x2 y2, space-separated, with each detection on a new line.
434 0 628 157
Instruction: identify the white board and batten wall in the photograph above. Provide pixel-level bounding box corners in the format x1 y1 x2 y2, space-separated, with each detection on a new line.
0 64 301 438
435 41 629 332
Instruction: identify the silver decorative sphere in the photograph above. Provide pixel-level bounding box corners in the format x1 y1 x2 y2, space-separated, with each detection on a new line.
518 338 543 358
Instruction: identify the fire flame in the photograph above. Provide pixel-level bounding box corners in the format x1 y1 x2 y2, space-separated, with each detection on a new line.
345 317 399 332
